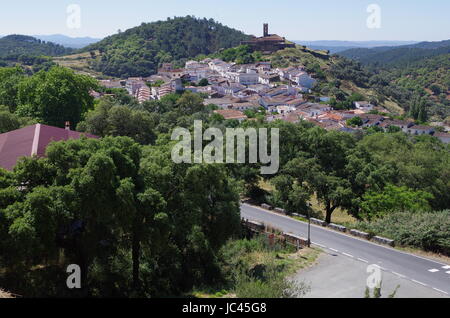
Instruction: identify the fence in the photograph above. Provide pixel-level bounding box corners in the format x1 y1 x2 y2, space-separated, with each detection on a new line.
241 218 309 250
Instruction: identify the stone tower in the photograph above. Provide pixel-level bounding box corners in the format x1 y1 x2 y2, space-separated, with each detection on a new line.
263 23 269 37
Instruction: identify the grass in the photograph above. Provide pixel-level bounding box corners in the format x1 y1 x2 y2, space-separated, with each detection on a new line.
308 195 358 225
53 50 113 79
259 178 358 225
190 238 321 298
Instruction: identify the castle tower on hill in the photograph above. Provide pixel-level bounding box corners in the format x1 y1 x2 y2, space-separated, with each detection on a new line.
263 23 269 37
241 23 295 54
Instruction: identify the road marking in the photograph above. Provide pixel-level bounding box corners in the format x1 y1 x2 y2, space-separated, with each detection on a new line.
446 271 450 274
391 271 406 278
342 252 354 258
313 242 326 248
432 288 449 295
357 258 369 263
442 265 450 269
329 248 339 253
412 279 428 287
428 269 440 273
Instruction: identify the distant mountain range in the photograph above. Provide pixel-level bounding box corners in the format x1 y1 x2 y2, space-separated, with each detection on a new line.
33 34 102 49
295 41 419 54
337 40 450 66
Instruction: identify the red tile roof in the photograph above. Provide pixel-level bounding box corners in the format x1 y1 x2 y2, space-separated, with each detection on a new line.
0 124 99 171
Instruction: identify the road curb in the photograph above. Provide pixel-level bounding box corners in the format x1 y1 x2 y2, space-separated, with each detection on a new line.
252 203 396 249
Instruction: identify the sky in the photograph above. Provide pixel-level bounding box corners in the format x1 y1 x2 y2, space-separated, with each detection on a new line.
1 0 449 41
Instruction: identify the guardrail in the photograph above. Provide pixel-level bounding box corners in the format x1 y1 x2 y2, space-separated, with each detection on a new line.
372 235 395 247
241 218 309 250
310 218 327 227
349 229 370 239
255 203 396 248
274 207 287 215
328 223 347 232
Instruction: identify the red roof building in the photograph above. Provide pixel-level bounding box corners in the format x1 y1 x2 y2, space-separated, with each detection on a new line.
0 124 99 171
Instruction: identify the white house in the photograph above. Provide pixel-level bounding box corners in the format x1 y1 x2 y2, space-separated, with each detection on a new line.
291 71 316 89
355 101 375 111
405 125 435 135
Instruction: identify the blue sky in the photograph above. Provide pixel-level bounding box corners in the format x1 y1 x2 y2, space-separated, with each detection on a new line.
1 0 449 41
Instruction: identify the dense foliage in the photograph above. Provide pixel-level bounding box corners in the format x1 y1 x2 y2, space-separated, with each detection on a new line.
85 16 251 77
338 40 450 67
0 35 72 59
208 45 264 64
328 54 450 121
218 236 311 298
0 136 241 297
334 42 450 121
354 210 450 255
0 66 97 128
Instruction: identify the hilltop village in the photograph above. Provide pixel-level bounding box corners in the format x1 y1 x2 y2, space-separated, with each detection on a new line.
95 24 450 143
96 56 449 143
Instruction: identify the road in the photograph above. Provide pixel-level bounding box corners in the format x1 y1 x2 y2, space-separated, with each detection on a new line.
241 203 450 297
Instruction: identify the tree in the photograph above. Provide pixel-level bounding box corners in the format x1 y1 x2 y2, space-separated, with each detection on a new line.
0 67 25 112
175 91 204 115
198 78 209 86
16 66 98 128
361 185 433 220
346 116 363 127
78 98 158 145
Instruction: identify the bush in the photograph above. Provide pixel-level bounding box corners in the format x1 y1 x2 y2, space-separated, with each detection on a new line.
218 237 310 298
355 210 450 255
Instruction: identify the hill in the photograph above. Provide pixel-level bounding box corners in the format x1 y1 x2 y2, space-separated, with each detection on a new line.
82 16 252 78
34 34 102 49
296 40 418 54
338 40 450 66
0 35 73 59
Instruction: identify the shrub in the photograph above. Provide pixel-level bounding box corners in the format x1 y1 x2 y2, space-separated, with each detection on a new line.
355 210 450 255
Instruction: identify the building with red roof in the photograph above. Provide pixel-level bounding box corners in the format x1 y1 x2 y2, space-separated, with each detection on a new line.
0 123 98 171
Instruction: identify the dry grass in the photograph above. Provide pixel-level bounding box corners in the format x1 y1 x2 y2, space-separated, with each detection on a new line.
0 288 14 298
308 195 357 225
53 50 111 78
260 179 357 225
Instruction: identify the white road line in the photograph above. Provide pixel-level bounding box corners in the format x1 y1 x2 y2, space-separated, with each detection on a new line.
442 265 450 269
428 269 440 273
357 258 369 263
313 242 326 248
329 248 339 253
342 252 354 258
411 279 428 287
243 204 449 266
433 288 449 295
391 271 406 278
446 271 450 274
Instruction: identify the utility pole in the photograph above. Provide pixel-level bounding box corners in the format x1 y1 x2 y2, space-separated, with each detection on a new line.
307 203 312 248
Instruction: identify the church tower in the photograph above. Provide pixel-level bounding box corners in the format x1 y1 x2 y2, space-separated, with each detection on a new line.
263 23 269 37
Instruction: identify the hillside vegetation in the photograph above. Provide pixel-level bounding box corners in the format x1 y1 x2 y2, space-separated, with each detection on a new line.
339 40 450 67
0 35 72 59
83 16 251 78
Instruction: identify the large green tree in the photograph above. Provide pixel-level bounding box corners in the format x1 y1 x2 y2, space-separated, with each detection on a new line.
16 66 97 128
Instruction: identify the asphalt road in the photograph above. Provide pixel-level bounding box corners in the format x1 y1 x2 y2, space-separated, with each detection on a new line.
241 203 450 297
